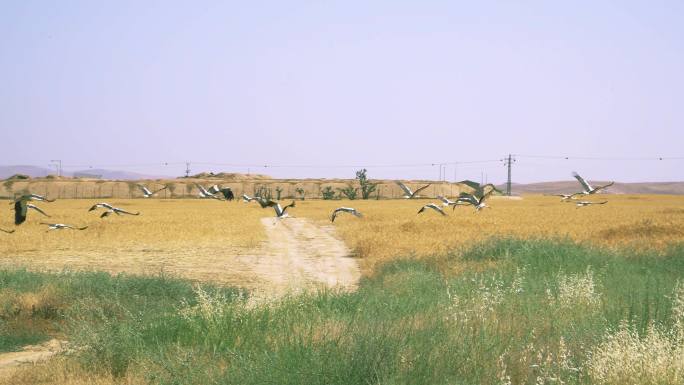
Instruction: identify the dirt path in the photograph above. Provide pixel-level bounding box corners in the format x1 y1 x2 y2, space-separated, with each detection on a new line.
0 339 66 373
247 217 361 296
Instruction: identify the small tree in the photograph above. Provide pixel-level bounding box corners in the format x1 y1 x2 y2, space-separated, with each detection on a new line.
356 169 378 200
275 186 283 200
254 185 272 200
321 186 336 200
338 184 358 200
295 187 305 200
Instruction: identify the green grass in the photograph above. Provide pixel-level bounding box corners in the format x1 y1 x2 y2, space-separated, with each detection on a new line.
1 239 683 384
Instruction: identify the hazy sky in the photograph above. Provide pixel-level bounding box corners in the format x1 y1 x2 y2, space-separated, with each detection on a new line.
1 1 682 183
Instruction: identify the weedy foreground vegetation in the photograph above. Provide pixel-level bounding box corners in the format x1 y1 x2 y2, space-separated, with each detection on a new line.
0 195 683 384
1 240 684 384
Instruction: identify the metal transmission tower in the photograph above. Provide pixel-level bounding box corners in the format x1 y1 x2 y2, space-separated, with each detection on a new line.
185 162 191 178
504 154 515 196
50 160 62 177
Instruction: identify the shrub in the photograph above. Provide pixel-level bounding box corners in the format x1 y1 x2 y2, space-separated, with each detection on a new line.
321 186 336 200
338 184 358 200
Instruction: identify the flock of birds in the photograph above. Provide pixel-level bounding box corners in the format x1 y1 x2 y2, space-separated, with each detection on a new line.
0 172 613 234
547 172 614 207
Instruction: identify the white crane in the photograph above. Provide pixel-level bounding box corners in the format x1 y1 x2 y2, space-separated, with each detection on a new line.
438 195 471 209
217 187 234 201
88 203 140 218
196 184 222 200
457 191 493 212
437 195 456 207
331 207 362 222
396 181 431 199
572 172 614 195
263 200 296 218
13 200 50 225
417 203 447 216
546 193 581 202
9 194 55 204
256 197 276 208
574 200 608 208
41 223 88 231
137 184 167 198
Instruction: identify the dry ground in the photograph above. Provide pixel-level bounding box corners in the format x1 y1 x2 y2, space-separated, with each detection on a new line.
1 195 683 281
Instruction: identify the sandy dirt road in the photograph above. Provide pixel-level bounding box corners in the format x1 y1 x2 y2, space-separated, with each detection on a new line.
0 339 66 373
250 217 360 296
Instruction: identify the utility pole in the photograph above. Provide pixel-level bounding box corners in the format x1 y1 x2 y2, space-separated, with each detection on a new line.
435 163 446 181
504 154 516 196
50 160 62 177
185 162 191 178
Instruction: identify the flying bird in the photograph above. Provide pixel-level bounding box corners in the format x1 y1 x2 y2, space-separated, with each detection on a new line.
396 181 431 199
331 207 362 222
437 195 456 207
263 200 296 218
42 223 88 231
137 184 167 198
255 197 275 208
457 191 494 212
572 172 614 195
417 203 447 216
196 184 222 200
438 195 472 209
574 200 608 208
9 194 55 204
546 193 580 202
218 188 234 201
88 203 140 218
0 228 14 234
14 200 50 225
473 183 502 198
26 204 50 217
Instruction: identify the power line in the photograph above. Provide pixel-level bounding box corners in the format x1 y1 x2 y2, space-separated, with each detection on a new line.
55 159 503 170
516 154 684 161
42 155 684 170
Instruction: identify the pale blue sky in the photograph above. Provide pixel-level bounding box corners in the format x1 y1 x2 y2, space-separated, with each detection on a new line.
1 1 682 182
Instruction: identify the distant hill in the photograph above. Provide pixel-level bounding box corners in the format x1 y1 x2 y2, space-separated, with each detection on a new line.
0 165 171 180
71 169 171 180
502 181 684 195
0 165 53 179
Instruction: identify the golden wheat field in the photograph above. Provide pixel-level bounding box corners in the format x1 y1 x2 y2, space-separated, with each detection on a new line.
0 199 265 283
296 195 684 272
1 195 683 279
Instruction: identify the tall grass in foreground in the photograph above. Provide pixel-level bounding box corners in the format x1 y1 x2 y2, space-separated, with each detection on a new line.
2 239 684 384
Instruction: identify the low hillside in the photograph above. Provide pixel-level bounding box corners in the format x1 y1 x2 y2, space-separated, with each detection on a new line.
502 181 684 195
